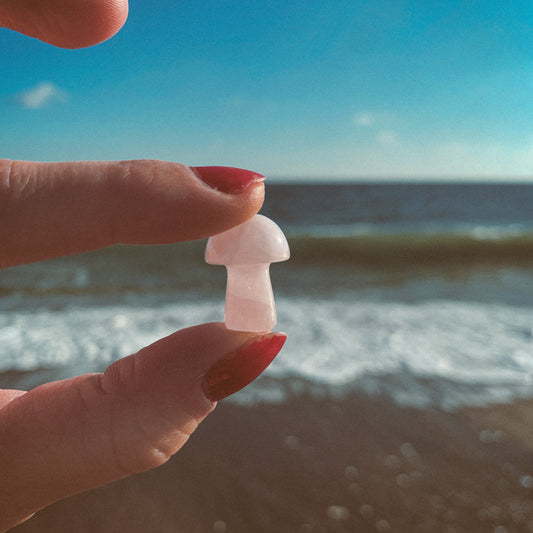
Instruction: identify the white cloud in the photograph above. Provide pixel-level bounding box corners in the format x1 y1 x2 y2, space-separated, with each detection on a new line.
354 111 401 147
15 82 68 109
376 129 399 146
354 111 375 127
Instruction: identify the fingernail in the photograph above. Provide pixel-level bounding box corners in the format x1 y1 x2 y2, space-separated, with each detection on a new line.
202 332 287 401
191 166 266 194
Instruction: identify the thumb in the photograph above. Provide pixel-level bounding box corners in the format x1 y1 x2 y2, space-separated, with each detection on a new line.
0 160 265 268
0 323 286 530
0 0 129 48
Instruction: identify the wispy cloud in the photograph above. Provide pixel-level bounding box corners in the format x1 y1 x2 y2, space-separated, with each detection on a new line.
376 129 399 146
15 82 68 109
354 110 400 146
354 111 376 127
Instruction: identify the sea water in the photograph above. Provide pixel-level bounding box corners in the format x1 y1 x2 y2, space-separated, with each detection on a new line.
1 182 533 409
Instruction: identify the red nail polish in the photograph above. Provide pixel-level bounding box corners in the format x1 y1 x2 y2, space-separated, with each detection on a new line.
202 333 287 401
191 166 265 195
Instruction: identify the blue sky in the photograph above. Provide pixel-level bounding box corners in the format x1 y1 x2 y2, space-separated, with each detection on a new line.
2 0 533 180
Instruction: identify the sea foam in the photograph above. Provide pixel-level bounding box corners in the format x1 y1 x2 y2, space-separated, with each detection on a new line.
2 297 532 410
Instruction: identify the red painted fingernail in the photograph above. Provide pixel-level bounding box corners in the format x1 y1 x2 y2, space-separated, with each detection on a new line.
202 332 287 401
190 166 266 194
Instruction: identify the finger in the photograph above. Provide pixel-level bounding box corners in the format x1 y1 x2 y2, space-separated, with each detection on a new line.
0 323 286 529
0 160 265 268
0 0 128 48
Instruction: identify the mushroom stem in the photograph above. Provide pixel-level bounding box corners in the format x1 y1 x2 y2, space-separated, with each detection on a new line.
224 263 276 332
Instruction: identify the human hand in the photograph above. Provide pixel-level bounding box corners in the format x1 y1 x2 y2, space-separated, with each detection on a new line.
0 160 287 530
0 6 288 530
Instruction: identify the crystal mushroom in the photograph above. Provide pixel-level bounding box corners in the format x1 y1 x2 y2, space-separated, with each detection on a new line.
205 214 290 332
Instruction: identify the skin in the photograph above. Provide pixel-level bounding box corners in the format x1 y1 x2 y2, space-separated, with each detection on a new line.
0 323 262 529
0 160 264 268
0 2 271 529
0 0 128 48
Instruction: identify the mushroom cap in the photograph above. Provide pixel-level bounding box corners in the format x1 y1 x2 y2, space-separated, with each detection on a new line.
205 214 290 265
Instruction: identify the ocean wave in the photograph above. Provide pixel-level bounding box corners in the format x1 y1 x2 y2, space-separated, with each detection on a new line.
287 228 533 267
1 297 533 410
2 227 533 301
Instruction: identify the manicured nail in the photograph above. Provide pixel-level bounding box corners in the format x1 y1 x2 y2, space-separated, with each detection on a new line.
191 166 266 194
202 332 287 401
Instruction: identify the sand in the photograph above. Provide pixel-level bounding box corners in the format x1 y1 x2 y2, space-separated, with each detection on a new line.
9 392 533 533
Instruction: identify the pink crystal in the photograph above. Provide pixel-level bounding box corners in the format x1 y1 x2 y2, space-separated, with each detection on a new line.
205 214 290 332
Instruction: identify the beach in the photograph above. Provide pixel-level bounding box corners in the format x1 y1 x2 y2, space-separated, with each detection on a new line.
10 391 533 532
3 182 533 531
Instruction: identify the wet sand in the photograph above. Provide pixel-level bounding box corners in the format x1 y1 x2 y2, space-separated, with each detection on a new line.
11 392 533 533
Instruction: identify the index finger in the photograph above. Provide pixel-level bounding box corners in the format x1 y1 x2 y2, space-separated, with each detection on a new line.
0 0 129 48
0 159 265 268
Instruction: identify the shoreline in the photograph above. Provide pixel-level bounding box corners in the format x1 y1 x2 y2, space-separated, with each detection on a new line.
12 391 533 532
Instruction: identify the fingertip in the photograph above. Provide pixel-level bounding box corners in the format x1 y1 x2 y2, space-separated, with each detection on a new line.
191 166 266 195
82 0 129 48
1 0 129 49
107 160 266 244
202 331 287 401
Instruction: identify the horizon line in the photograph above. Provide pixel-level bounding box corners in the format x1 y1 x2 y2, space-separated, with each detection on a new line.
267 174 533 184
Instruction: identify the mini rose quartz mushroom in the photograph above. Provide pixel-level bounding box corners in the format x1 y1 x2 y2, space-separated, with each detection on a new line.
205 214 290 332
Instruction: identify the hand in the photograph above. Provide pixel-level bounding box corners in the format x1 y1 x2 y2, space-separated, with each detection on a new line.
0 160 287 530
1 6 288 530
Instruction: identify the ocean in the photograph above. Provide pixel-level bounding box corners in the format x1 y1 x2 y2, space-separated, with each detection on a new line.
2 182 533 410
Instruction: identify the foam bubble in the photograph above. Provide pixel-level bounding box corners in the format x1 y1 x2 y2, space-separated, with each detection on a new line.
1 297 533 409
